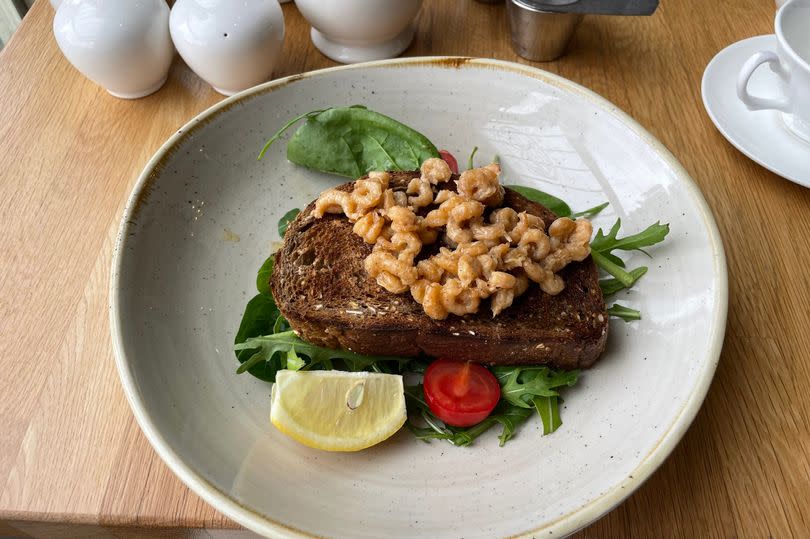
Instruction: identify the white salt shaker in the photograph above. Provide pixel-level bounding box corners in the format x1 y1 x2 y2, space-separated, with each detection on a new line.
53 0 174 99
170 0 285 96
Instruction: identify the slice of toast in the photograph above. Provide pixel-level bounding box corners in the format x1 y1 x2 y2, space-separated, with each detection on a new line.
271 172 608 369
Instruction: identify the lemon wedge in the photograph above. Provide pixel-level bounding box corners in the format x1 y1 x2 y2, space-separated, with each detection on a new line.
270 370 407 452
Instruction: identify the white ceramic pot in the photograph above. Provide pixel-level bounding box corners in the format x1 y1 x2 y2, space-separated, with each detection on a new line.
170 0 285 96
294 0 422 64
53 0 174 99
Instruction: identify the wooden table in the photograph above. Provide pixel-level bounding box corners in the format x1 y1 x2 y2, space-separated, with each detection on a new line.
1 0 808 537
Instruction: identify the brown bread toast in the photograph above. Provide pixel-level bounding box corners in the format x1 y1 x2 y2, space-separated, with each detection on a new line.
271 171 608 369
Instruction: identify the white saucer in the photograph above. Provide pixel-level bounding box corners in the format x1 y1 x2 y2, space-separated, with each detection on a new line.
702 35 810 188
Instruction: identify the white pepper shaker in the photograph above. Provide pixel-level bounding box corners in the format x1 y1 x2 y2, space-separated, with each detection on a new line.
170 0 285 96
53 0 174 99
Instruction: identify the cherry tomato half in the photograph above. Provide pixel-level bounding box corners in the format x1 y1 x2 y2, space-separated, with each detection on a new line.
438 149 459 175
423 358 500 427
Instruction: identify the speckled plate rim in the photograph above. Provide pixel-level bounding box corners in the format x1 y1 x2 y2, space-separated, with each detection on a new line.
110 56 728 539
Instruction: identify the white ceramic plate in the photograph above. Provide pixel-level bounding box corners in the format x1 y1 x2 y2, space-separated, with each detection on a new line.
702 35 810 188
111 58 727 538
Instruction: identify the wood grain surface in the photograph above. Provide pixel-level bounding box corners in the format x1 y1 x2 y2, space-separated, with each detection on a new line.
0 0 808 537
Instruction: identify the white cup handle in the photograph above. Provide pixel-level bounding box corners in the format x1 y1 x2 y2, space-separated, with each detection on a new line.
736 51 790 112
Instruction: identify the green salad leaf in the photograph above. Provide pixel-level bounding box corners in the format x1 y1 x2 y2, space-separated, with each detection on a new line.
255 255 275 296
532 396 562 435
404 386 534 447
590 219 669 316
286 346 305 371
591 251 636 287
258 105 440 177
235 331 412 375
405 387 466 445
492 365 578 436
572 201 610 219
600 267 648 297
467 146 478 170
278 208 300 237
502 187 610 221
233 293 282 381
493 366 580 408
272 313 289 334
504 185 573 218
591 219 670 255
237 254 283 380
257 109 328 160
453 404 534 447
607 304 642 321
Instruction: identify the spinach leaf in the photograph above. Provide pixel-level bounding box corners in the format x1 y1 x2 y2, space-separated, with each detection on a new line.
238 254 286 380
257 109 328 160
505 188 609 222
572 201 610 219
278 208 300 238
260 106 439 177
607 303 642 321
255 255 275 296
233 293 282 381
235 331 412 375
504 185 573 218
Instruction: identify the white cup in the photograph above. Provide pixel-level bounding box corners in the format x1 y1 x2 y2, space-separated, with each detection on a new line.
737 0 810 143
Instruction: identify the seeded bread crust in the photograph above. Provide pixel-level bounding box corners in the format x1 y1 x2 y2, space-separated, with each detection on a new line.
271 171 608 369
